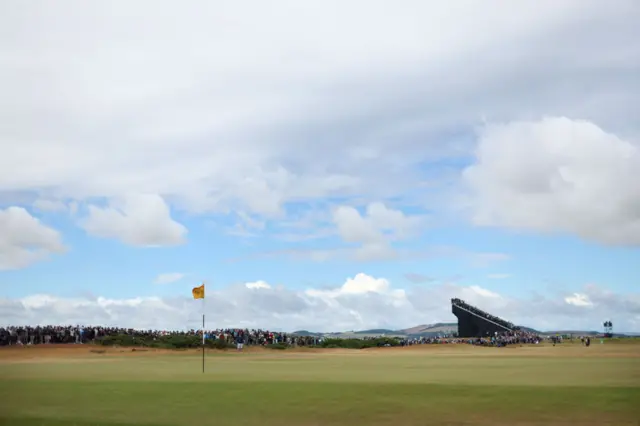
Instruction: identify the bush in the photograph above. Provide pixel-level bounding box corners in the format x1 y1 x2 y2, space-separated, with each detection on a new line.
266 343 288 350
96 334 235 350
97 334 139 347
95 334 403 350
211 338 236 350
164 334 201 348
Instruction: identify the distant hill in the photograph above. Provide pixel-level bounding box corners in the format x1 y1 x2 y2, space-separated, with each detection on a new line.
291 330 322 337
400 323 457 336
334 331 405 338
292 325 637 338
518 326 541 334
353 329 396 335
541 330 600 336
400 324 434 334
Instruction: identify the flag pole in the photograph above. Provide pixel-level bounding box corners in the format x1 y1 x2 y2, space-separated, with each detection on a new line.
202 282 205 374
192 281 206 374
202 311 205 373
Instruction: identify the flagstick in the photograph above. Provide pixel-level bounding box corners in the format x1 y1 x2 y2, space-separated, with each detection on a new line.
202 313 205 373
202 295 205 374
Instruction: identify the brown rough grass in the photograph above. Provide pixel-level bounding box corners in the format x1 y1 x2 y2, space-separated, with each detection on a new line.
1 340 638 363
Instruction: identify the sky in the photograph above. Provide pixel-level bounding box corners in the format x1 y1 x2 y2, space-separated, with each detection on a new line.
1 0 639 333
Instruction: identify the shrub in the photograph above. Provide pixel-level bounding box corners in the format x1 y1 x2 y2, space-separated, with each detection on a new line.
96 334 235 350
95 334 402 350
318 337 401 349
266 343 288 350
211 338 235 350
97 334 139 347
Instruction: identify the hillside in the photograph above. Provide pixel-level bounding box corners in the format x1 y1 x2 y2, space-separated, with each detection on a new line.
399 323 457 335
353 329 396 335
292 323 458 338
292 324 635 337
291 330 323 337
542 330 600 336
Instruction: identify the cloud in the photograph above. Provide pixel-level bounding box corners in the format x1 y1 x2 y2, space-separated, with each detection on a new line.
404 273 434 284
305 273 405 300
272 208 336 242
231 245 510 267
565 293 593 307
2 273 638 332
226 211 266 238
0 1 637 235
331 202 424 260
469 252 511 268
245 281 271 290
463 117 640 246
468 285 501 299
80 194 187 247
230 202 427 262
488 273 511 280
153 273 185 285
32 199 70 213
0 207 66 270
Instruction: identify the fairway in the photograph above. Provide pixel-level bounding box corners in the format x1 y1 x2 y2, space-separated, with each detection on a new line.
1 343 639 425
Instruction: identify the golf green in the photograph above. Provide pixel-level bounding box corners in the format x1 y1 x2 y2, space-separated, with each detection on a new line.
1 343 638 425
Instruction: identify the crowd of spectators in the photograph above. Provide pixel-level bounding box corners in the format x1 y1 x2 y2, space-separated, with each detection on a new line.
0 325 321 346
1 325 98 345
399 330 541 347
205 328 320 346
1 325 543 348
451 298 518 331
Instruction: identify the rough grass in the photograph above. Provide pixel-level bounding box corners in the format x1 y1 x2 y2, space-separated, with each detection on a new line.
0 343 638 425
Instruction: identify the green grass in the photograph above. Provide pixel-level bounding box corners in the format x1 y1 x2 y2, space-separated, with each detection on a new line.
1 345 639 425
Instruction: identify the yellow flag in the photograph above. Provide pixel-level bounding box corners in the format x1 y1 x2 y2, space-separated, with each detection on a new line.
192 284 205 299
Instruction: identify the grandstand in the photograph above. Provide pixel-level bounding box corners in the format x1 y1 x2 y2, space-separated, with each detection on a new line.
451 298 519 337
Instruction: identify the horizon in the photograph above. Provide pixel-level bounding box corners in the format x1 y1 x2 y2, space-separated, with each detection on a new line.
1 2 639 332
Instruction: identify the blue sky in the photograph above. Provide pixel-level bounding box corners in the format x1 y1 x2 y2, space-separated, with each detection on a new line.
3 215 638 300
1 1 639 332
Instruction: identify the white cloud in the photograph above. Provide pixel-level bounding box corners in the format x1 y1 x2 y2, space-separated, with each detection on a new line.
331 202 424 260
468 285 501 299
2 273 638 332
306 273 405 300
565 293 593 307
0 207 66 270
246 281 271 290
80 194 187 247
32 199 68 213
154 273 185 285
463 117 640 246
0 1 636 234
5 294 180 328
